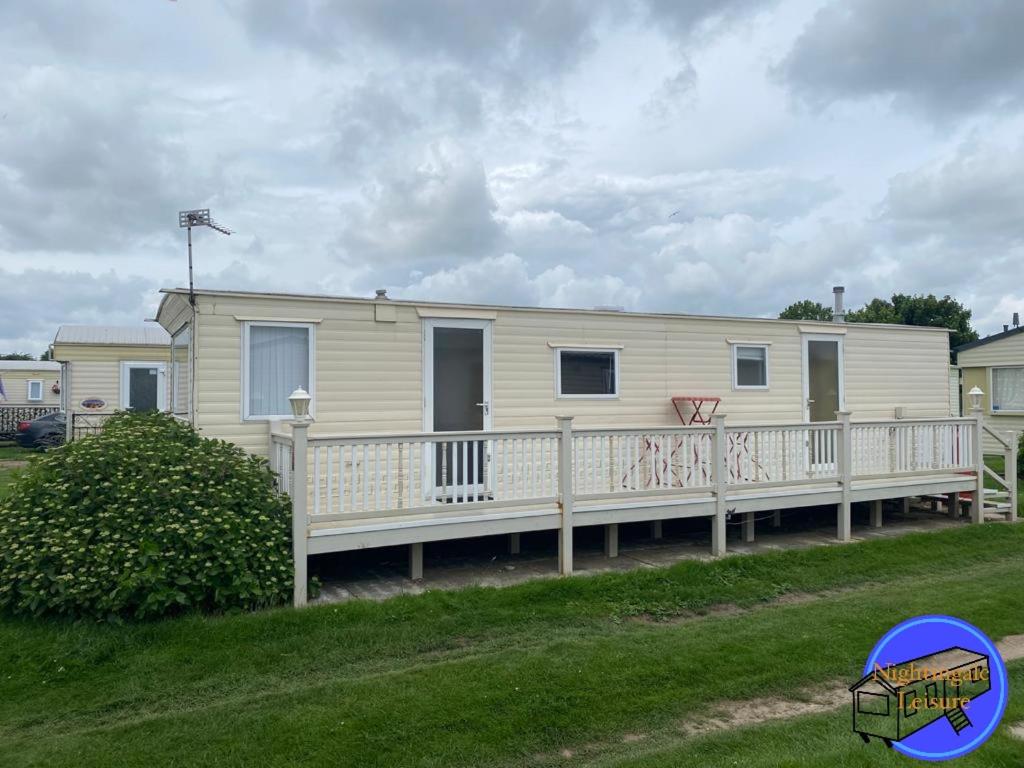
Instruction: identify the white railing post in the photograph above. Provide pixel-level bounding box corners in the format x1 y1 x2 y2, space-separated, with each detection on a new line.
970 407 985 524
837 411 852 542
711 413 727 556
556 415 575 576
1006 430 1018 522
291 420 310 607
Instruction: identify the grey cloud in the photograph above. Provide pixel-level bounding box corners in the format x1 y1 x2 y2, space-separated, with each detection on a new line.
776 0 1024 119
643 62 698 123
0 268 157 354
234 0 606 88
0 70 220 253
880 138 1024 247
337 146 504 277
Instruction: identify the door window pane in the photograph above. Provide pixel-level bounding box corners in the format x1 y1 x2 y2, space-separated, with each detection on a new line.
807 339 840 422
128 368 159 411
558 350 617 396
432 327 484 489
247 325 310 417
992 367 1024 411
735 346 768 388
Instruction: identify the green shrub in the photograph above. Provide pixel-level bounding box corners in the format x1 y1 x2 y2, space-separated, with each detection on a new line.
0 412 293 619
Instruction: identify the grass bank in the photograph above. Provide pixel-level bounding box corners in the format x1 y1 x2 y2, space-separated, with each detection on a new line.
1 524 1022 767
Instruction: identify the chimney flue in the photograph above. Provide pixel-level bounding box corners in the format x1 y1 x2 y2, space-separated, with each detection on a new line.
375 288 389 300
1004 325 1009 333
1014 312 1020 328
832 286 846 323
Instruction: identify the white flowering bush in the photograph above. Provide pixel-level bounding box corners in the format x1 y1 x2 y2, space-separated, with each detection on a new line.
0 412 293 619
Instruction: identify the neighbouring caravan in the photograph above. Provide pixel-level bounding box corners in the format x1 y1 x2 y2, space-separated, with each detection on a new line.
955 322 1024 452
0 360 61 407
51 325 172 434
155 287 953 454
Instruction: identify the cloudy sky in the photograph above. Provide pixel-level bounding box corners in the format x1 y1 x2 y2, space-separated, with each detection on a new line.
2 0 1023 355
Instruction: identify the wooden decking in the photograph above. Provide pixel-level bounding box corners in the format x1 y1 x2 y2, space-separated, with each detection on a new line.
274 413 1019 605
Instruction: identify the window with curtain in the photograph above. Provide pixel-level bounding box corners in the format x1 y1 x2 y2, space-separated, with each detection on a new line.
245 323 312 418
992 367 1024 411
733 344 768 388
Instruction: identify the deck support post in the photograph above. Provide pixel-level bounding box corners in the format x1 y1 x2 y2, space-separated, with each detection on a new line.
291 419 310 608
509 532 521 555
556 415 575 576
1005 430 1018 522
947 492 960 519
604 524 619 558
971 408 985 524
869 499 883 528
409 542 424 581
742 512 755 543
651 520 663 540
711 413 728 556
772 510 781 528
837 411 852 542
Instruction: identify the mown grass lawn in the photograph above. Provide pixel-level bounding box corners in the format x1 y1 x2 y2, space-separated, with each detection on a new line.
1 524 1022 767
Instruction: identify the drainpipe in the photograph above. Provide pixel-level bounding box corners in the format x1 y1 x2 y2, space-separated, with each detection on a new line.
832 286 846 323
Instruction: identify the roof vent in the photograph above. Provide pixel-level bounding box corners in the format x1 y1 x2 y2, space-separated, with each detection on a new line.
832 286 845 323
375 288 389 300
1014 312 1020 328
1004 325 1010 333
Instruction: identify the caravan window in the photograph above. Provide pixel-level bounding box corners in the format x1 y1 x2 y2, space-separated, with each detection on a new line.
556 349 618 398
27 380 44 402
732 344 769 389
992 367 1024 412
171 325 191 416
242 322 315 419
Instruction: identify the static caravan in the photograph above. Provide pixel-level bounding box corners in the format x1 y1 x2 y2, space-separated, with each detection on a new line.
955 324 1024 452
155 286 1010 599
51 325 172 436
155 287 954 453
850 647 991 746
0 360 61 407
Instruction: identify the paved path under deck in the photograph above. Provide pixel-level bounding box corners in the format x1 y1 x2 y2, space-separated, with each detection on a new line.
312 502 971 604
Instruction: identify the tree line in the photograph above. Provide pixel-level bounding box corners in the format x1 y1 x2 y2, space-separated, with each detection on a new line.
779 294 979 349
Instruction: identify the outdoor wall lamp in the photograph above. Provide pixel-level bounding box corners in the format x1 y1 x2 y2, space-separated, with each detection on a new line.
288 387 313 421
968 386 984 411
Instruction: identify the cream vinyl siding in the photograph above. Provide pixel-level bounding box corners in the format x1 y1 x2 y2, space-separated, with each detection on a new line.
956 330 1024 368
0 369 61 406
53 343 171 414
167 291 953 456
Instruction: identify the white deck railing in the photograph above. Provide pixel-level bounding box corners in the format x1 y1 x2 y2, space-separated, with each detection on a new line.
275 412 1013 605
304 430 560 521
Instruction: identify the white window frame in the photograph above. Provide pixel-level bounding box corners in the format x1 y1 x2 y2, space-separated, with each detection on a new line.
731 342 770 391
27 379 44 402
554 347 620 400
241 321 316 421
119 362 167 411
989 365 1024 414
171 323 192 418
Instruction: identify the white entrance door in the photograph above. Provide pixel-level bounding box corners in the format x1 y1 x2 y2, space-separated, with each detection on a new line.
120 362 167 412
801 334 845 422
423 319 492 500
801 334 844 474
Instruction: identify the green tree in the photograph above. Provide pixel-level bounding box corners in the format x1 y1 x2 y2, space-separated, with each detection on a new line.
847 293 979 349
39 349 52 361
0 353 34 360
778 300 833 321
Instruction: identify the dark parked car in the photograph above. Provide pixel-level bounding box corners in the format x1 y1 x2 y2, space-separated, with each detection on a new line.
15 411 66 450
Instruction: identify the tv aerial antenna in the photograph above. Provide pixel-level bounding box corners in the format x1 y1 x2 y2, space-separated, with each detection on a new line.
178 209 232 306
